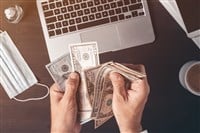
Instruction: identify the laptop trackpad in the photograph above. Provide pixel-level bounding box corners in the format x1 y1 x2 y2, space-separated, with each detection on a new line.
80 25 121 53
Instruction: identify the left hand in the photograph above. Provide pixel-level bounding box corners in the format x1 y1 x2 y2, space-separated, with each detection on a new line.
50 72 81 133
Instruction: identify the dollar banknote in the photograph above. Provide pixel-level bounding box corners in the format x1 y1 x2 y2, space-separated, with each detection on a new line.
90 63 112 118
83 62 146 128
95 116 113 129
46 54 72 91
83 65 101 107
46 42 146 128
46 53 95 123
69 42 100 73
94 67 113 128
69 42 100 123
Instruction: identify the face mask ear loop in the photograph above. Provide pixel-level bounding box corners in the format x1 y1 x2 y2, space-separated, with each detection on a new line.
13 82 50 102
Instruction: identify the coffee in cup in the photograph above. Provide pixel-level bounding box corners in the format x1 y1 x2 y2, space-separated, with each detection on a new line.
179 61 200 96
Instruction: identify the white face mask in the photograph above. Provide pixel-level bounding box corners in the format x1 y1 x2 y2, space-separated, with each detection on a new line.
0 31 49 101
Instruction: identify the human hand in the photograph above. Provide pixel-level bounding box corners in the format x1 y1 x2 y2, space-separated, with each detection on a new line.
110 65 150 133
50 72 81 133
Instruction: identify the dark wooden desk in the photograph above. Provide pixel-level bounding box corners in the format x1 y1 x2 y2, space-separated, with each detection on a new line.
0 0 199 133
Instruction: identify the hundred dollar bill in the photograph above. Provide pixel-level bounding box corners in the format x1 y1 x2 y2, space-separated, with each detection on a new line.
90 62 143 117
91 64 111 118
69 42 100 73
95 67 113 128
95 116 113 129
77 79 93 123
90 62 146 128
83 65 101 107
46 54 72 91
69 42 100 123
46 53 93 123
82 62 113 121
109 62 146 79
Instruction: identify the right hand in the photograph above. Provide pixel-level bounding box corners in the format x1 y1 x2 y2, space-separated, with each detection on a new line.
109 64 150 133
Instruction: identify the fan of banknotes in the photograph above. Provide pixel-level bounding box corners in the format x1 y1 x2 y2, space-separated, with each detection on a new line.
46 42 146 128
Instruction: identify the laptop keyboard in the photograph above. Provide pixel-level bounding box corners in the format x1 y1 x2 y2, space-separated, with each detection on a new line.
41 0 146 37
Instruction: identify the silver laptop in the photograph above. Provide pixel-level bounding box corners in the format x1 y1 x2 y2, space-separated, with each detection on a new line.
37 0 155 61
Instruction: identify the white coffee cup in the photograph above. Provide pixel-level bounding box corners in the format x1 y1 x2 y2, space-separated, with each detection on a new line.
179 61 200 96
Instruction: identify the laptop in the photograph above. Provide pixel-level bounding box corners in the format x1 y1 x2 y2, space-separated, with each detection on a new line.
36 0 155 61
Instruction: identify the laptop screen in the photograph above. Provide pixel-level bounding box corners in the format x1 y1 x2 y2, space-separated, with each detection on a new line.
176 0 200 33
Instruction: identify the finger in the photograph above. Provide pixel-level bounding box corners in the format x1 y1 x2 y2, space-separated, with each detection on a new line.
50 83 64 104
126 64 149 90
109 72 127 99
63 72 80 101
131 79 150 97
124 64 146 75
138 64 146 75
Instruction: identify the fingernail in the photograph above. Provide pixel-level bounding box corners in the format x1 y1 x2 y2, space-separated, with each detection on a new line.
110 71 121 80
70 72 79 79
109 71 116 78
134 79 142 84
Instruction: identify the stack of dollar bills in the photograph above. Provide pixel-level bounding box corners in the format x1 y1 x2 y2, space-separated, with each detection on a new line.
46 42 146 128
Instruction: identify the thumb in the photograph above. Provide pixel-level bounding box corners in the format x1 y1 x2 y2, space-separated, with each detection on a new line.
50 83 64 104
109 72 127 99
63 72 80 101
131 78 150 99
